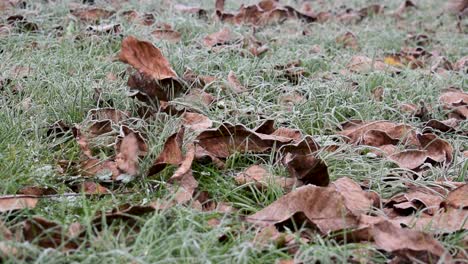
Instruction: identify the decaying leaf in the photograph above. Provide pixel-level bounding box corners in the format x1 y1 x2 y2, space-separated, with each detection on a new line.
20 217 81 250
0 196 38 212
148 127 185 176
181 112 213 131
247 177 373 234
344 220 451 263
119 36 184 103
235 165 300 190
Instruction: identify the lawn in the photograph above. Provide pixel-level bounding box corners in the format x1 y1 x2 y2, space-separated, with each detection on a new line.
0 0 467 263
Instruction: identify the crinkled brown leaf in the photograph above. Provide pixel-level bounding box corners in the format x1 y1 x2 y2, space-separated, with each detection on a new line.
344 220 451 263
119 36 183 103
168 143 198 204
148 127 185 176
247 177 374 234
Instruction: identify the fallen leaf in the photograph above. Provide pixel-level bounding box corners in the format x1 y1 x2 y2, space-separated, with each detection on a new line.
247 177 374 234
6 15 38 32
235 165 300 190
336 31 359 51
71 8 114 22
346 55 399 73
77 182 110 194
148 127 185 176
203 27 239 48
119 36 183 103
20 217 80 250
0 196 38 212
371 86 384 101
227 71 247 93
181 112 213 131
283 154 329 186
152 29 181 43
18 186 56 196
344 220 451 263
167 143 198 204
174 4 207 19
115 132 140 177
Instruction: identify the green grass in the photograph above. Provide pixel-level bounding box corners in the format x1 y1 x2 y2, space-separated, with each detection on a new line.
0 0 467 263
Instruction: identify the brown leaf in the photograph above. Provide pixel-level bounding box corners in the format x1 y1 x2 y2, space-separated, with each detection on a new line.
371 86 384 101
284 154 329 186
424 119 459 133
417 133 453 164
152 29 181 43
119 36 183 103
148 128 185 176
20 217 80 250
453 55 468 71
17 186 56 196
336 31 359 51
235 165 300 190
247 178 373 234
346 55 399 73
181 112 213 131
77 182 110 194
386 188 444 216
203 27 239 48
340 120 417 146
71 8 114 22
174 4 207 18
0 196 38 212
195 123 293 159
344 220 451 263
227 71 247 93
388 150 432 170
80 159 120 178
6 15 38 32
115 132 140 177
168 143 198 204
443 184 467 209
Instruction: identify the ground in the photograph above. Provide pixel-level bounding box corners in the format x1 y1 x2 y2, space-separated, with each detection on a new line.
0 0 467 263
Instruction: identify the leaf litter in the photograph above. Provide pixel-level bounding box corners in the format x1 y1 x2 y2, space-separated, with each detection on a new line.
1 0 467 262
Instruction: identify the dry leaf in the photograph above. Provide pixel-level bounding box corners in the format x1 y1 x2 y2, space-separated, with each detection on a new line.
71 8 114 22
0 196 38 212
247 177 374 234
119 36 183 103
347 55 399 73
148 127 185 176
235 165 300 190
181 112 213 131
203 27 239 48
227 71 247 93
78 182 110 194
152 29 181 43
115 132 140 177
344 220 451 263
336 31 359 51
20 217 80 250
